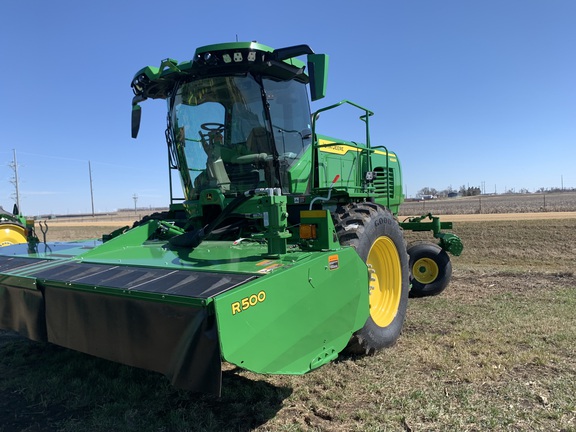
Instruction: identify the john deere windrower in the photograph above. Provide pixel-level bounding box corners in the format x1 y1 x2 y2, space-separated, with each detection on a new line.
0 42 462 395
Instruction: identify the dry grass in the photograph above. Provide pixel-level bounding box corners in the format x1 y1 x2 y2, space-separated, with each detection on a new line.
1 219 576 431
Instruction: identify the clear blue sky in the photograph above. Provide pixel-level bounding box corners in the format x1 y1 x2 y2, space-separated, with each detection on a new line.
1 0 575 215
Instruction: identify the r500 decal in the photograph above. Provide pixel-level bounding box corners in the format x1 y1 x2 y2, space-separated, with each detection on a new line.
231 291 266 315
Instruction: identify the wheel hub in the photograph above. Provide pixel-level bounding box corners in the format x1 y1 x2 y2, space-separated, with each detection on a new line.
412 257 439 284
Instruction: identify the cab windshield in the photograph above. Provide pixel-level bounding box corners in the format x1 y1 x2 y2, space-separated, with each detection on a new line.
171 75 311 198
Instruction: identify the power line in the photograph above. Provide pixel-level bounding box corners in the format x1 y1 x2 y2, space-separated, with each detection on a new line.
8 149 21 212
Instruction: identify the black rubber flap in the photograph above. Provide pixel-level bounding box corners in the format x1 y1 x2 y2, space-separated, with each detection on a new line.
0 287 46 342
45 286 222 395
0 257 48 341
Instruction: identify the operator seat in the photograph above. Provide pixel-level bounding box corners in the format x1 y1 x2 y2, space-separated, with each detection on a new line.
202 132 231 193
246 127 271 154
224 127 274 190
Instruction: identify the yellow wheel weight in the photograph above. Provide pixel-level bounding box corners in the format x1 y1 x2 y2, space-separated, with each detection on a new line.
366 236 402 327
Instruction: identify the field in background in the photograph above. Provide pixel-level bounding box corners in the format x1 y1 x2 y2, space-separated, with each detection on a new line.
37 192 576 243
1 210 576 430
36 191 576 229
399 191 576 216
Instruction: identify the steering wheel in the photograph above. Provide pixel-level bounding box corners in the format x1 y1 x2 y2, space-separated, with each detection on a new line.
201 123 225 132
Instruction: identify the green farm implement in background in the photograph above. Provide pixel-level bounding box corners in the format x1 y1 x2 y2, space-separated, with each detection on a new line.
0 42 462 395
0 204 37 247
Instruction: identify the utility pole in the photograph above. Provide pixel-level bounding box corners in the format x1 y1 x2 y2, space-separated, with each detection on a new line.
8 149 21 213
133 194 138 214
89 161 95 216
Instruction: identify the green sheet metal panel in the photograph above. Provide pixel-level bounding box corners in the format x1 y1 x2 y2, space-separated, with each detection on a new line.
214 247 369 374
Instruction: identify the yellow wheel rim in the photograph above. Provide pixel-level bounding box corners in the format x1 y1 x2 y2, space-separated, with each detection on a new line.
412 257 439 284
366 236 402 327
0 224 27 247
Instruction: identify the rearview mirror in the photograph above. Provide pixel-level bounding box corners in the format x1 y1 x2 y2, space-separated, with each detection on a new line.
307 54 329 101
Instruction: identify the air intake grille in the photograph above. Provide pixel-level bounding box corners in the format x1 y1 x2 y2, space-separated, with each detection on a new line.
373 167 395 198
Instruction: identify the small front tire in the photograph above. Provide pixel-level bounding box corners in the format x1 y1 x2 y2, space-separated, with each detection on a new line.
408 242 452 297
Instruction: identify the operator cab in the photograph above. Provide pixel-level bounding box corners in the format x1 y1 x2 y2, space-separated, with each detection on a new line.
171 74 312 198
131 42 328 224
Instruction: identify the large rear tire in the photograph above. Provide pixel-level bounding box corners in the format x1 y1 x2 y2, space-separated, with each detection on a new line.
333 203 409 354
408 242 452 297
0 222 27 247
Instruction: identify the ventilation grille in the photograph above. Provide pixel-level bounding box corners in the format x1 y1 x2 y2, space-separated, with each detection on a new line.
373 167 395 198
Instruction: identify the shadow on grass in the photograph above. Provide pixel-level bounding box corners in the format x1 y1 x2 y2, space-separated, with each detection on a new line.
0 331 291 432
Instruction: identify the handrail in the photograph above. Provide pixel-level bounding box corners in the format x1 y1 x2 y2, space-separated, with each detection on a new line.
310 100 376 197
312 99 374 148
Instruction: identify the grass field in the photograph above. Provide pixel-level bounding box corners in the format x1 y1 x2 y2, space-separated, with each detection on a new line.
1 218 576 431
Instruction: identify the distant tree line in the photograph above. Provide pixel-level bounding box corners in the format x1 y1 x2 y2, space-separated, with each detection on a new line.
416 185 481 198
536 187 576 193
